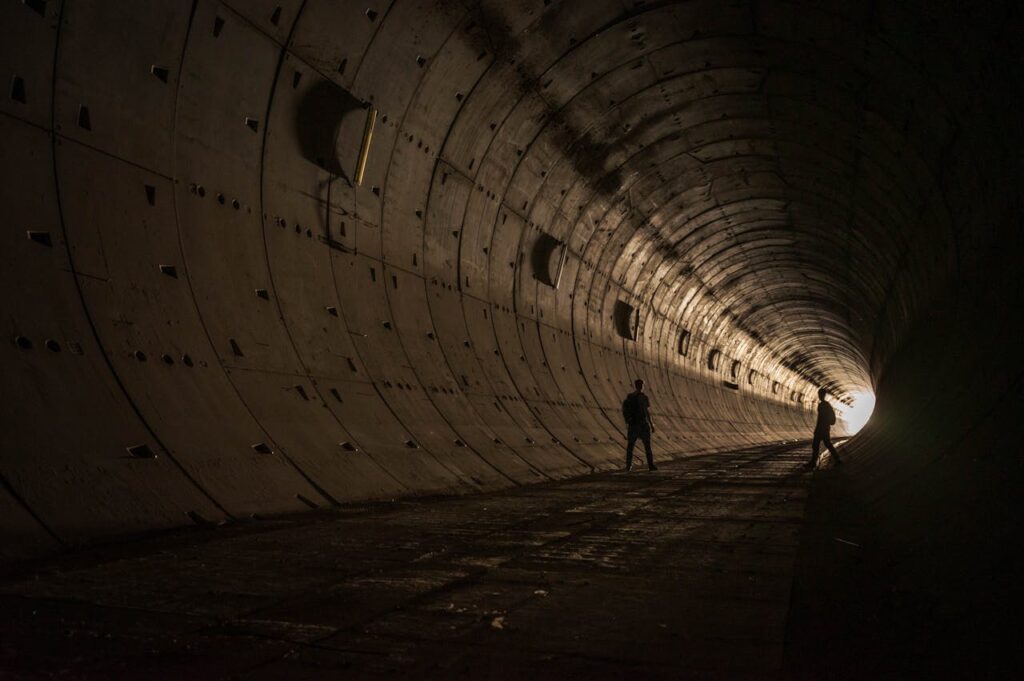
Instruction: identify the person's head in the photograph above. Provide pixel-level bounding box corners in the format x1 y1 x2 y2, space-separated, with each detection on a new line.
817 388 827 401
634 379 645 393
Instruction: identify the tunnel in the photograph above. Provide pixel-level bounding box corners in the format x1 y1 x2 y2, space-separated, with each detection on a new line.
1 0 1022 677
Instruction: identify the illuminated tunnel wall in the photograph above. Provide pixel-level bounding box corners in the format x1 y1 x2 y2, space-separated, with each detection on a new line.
1 0 1020 569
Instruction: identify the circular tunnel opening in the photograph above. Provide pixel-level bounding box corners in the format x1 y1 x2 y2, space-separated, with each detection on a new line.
837 390 875 435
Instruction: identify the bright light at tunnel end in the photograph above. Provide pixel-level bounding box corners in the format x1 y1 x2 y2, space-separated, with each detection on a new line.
838 391 876 435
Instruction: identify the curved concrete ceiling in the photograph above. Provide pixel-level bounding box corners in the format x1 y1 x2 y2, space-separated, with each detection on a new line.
1 0 1021 561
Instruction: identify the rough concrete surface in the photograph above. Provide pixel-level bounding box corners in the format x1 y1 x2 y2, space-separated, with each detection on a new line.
1 0 1022 677
1 443 821 680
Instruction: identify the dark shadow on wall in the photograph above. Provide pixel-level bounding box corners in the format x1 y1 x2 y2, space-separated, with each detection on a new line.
464 4 625 204
783 279 1024 678
295 80 365 181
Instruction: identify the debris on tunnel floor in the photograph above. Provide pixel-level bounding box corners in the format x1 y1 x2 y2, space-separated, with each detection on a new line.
0 443 816 680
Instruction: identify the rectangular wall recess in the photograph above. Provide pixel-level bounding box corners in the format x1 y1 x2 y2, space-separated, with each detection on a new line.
126 444 156 458
27 230 52 247
613 300 637 340
531 232 567 288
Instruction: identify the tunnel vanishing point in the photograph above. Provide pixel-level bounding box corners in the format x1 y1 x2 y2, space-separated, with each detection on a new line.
1 0 1023 677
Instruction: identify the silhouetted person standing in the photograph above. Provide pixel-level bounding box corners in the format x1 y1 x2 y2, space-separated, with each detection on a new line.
808 388 842 469
622 379 657 471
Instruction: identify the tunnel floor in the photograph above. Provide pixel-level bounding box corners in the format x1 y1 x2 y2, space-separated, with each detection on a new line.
0 443 829 680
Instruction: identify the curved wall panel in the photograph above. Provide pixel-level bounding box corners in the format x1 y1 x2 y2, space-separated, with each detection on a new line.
1 0 1019 569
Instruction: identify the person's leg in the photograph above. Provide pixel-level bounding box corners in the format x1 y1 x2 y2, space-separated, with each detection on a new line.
824 434 841 465
625 430 637 470
809 433 822 468
641 430 655 470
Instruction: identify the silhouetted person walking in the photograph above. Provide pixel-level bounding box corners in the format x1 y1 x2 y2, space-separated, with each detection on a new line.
807 388 842 469
622 379 657 471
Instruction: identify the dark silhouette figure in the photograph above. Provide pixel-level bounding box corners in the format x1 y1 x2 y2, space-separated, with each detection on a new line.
808 388 842 468
622 379 657 471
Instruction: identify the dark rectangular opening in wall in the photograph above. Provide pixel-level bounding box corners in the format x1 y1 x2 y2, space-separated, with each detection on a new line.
707 349 720 370
613 300 637 340
722 380 739 390
27 230 52 247
678 329 690 356
10 75 26 103
731 360 741 379
23 0 46 17
531 232 566 287
77 105 91 130
126 444 155 458
187 511 212 526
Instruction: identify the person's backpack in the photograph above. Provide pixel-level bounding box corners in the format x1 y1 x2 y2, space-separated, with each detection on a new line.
622 395 633 423
828 403 836 425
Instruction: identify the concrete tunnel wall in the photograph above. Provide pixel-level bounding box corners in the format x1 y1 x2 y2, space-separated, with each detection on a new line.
1 0 1020 571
